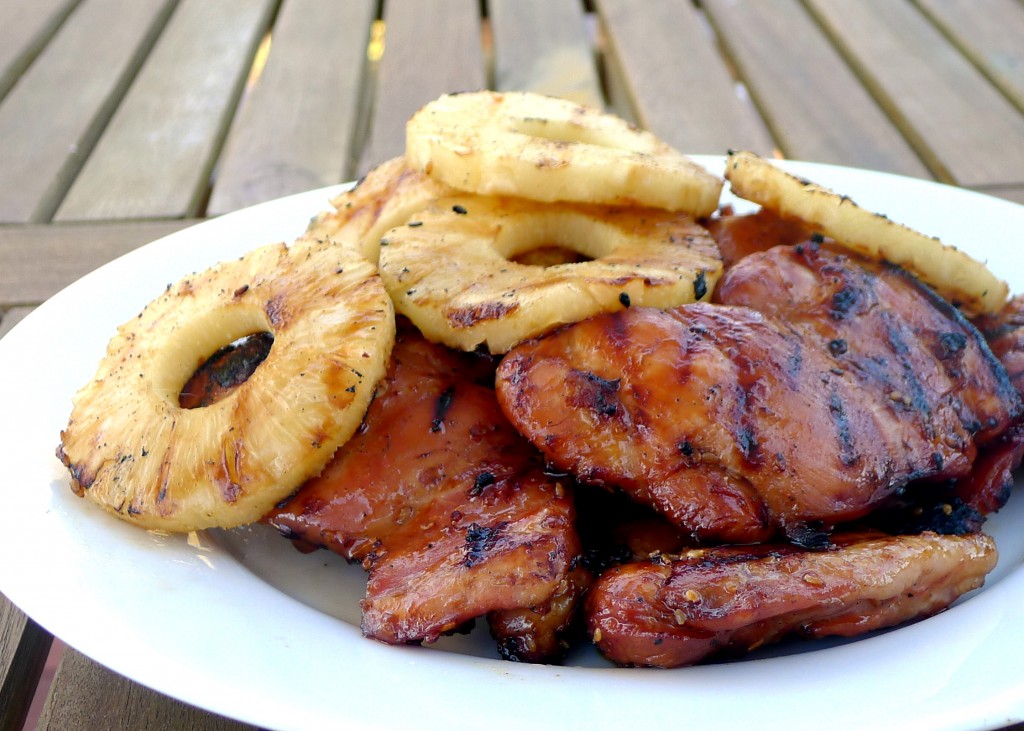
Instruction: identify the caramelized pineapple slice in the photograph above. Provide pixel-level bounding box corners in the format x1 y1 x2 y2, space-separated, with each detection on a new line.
406 91 723 217
377 194 722 354
724 150 1008 315
304 155 455 263
58 238 395 531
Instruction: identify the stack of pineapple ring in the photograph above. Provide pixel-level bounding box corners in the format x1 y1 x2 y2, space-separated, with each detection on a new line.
312 90 729 354
58 90 1009 534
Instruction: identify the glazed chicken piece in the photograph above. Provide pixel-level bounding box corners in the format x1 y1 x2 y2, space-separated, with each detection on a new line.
488 565 591 663
496 246 1018 543
975 294 1024 395
715 242 1019 448
586 531 997 668
718 242 1022 518
704 206 815 268
266 324 581 650
951 295 1024 514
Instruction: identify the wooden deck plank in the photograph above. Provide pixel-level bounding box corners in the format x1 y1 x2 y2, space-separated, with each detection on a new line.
37 648 260 731
0 307 33 340
595 0 775 155
489 0 604 108
0 0 80 103
55 0 277 221
206 0 376 215
358 0 487 174
0 0 177 224
0 220 194 306
701 0 930 178
915 0 1024 114
984 185 1024 206
805 0 1024 188
0 596 53 731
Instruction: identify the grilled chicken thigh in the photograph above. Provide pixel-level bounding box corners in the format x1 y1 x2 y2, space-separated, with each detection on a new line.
266 324 581 649
586 531 996 667
496 246 1019 543
719 243 1022 519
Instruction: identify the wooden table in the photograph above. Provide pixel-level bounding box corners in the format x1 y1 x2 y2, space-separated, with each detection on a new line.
2 1 1024 728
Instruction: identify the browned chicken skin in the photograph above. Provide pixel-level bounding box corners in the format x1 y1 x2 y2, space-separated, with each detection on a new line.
266 324 581 649
719 242 1022 520
704 206 815 268
952 294 1024 514
496 245 1019 543
715 242 1019 448
586 531 997 667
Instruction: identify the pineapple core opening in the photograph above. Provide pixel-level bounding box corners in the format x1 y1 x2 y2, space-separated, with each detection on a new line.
510 245 593 268
179 331 274 409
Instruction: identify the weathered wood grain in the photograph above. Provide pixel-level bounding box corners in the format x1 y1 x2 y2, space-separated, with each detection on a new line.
595 0 775 155
207 0 376 215
489 0 604 108
358 0 486 174
55 0 277 221
0 220 194 306
0 307 33 340
0 596 52 731
701 0 930 177
806 0 1024 188
916 0 1024 114
0 0 79 103
37 648 260 731
0 0 177 224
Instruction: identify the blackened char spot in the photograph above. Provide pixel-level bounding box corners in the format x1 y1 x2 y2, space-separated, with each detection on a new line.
786 521 831 550
464 522 508 567
937 331 968 359
830 286 858 319
469 470 495 496
693 270 708 300
431 386 455 432
828 391 859 467
569 370 621 417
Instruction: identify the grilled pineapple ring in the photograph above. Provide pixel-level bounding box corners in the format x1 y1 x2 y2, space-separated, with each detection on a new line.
378 195 723 354
304 155 454 263
57 239 395 532
724 150 1009 315
406 91 723 217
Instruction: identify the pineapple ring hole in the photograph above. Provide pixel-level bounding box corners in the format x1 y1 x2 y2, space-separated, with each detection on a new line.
488 209 624 266
178 331 274 409
509 245 592 268
143 303 272 410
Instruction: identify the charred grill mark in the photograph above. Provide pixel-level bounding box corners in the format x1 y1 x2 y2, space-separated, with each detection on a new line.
881 313 933 430
431 386 456 432
265 293 289 328
828 390 859 467
785 337 804 383
731 384 762 466
737 425 759 462
937 331 967 359
569 369 622 418
464 521 508 567
830 286 858 319
447 300 519 327
469 470 496 496
894 265 1021 416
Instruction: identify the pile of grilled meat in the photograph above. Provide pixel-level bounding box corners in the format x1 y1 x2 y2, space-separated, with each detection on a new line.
191 208 1022 667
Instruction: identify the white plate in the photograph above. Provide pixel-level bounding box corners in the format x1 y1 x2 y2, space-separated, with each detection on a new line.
1 159 1023 731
